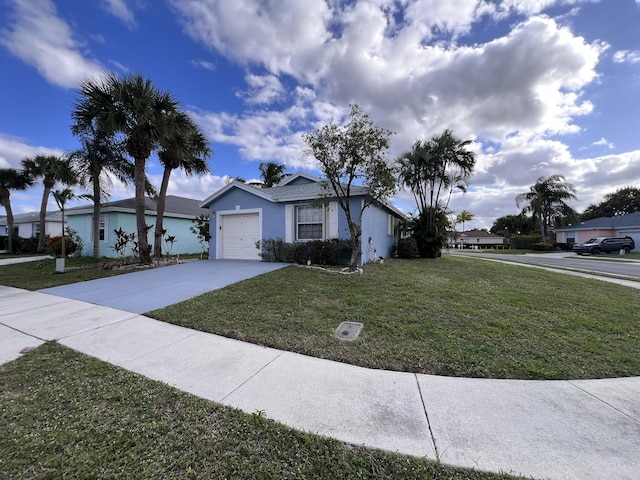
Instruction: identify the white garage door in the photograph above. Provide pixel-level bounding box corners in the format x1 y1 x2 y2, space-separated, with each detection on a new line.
221 213 260 260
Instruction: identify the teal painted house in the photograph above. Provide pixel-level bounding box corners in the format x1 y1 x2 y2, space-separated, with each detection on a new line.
199 173 405 263
66 195 207 258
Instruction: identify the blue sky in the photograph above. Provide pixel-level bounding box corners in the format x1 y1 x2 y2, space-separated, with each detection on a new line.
1 0 639 229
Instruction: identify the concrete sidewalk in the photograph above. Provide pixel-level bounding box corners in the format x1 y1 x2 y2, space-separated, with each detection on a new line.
1 286 639 480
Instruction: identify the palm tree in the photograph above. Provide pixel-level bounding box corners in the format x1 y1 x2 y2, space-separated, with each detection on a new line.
52 188 76 259
0 168 33 253
69 120 136 259
259 161 288 187
154 111 211 258
397 130 476 257
456 209 474 233
516 174 577 243
72 73 180 263
21 154 76 253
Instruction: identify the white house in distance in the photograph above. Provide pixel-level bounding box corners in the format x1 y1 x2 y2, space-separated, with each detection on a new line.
449 229 506 249
0 211 66 239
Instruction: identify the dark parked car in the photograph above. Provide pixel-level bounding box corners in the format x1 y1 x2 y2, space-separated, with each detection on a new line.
573 236 635 255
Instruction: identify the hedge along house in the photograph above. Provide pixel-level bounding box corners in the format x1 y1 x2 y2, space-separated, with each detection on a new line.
199 173 405 263
555 211 640 250
66 195 208 257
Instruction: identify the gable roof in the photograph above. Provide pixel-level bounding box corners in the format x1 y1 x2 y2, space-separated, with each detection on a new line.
555 211 640 231
0 211 63 225
66 195 207 219
458 230 504 239
199 172 404 218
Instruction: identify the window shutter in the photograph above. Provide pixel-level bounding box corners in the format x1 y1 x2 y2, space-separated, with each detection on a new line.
285 205 293 242
328 202 339 238
103 214 109 242
87 216 93 242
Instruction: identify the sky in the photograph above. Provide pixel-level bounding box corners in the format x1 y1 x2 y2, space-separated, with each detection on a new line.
1 0 639 230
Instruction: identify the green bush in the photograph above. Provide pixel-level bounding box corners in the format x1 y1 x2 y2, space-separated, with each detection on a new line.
510 235 543 250
46 236 77 257
0 235 6 250
258 238 352 265
395 238 419 259
10 236 39 254
531 242 555 251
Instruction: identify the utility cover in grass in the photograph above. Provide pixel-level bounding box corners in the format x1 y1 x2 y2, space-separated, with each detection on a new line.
335 322 363 341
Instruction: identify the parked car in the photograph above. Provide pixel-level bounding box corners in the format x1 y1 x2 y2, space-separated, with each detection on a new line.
573 236 635 255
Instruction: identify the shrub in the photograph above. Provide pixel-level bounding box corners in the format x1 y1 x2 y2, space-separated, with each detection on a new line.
531 242 555 251
0 235 6 250
46 236 77 257
510 235 543 250
258 238 352 265
11 236 39 254
395 238 419 259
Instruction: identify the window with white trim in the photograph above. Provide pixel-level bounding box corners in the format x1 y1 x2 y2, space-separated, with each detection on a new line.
296 205 324 240
89 214 108 242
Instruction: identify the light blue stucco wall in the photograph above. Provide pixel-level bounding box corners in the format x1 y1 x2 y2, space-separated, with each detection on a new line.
361 203 397 262
67 212 202 257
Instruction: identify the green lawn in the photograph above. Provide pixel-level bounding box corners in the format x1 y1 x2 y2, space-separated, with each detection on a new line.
0 256 134 290
0 343 521 480
148 256 640 380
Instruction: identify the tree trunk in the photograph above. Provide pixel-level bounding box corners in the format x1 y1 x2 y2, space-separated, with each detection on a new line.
134 157 151 264
153 167 172 259
60 207 66 258
348 221 361 271
1 191 15 253
93 180 101 259
37 180 53 253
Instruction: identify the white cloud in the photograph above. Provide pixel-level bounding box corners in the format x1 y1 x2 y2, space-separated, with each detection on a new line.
0 133 64 169
102 0 137 29
613 50 640 64
591 137 614 149
241 74 285 105
167 1 618 228
0 0 105 88
191 60 216 71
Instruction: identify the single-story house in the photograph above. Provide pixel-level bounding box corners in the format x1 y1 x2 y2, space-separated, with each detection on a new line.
449 229 506 249
0 211 65 239
555 212 640 251
199 173 406 263
66 195 208 257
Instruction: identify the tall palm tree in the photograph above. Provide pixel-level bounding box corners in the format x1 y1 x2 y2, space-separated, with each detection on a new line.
456 209 474 233
0 168 33 253
397 130 476 257
69 120 135 259
154 111 211 258
21 154 76 253
516 174 577 243
52 188 76 258
259 161 288 187
72 73 179 263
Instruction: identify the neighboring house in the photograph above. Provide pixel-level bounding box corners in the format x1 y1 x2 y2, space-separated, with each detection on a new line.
449 229 506 248
555 212 640 250
0 211 65 239
66 195 208 257
199 173 405 263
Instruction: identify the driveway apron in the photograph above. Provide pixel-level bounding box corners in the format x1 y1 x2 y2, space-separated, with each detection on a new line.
38 260 288 314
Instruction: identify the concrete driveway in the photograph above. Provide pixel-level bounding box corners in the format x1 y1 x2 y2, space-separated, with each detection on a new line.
39 260 288 314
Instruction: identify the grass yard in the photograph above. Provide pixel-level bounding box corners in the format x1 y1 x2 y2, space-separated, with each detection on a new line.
148 256 640 380
0 256 135 290
0 343 521 480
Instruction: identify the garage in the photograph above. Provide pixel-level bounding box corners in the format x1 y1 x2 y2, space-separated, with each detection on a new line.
220 213 261 260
